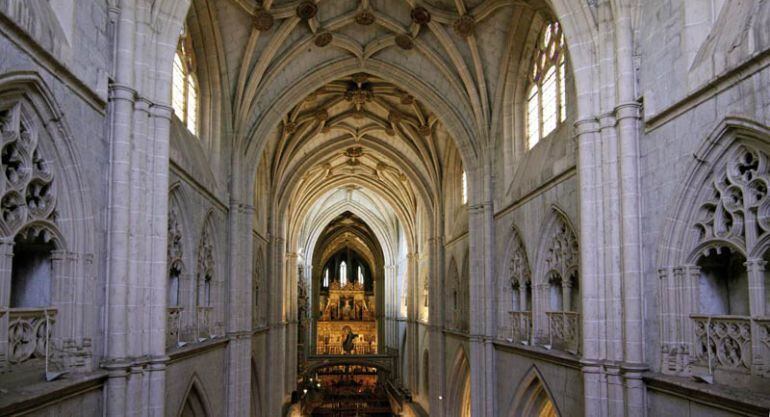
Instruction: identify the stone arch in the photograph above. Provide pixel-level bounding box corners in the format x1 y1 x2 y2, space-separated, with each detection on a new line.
252 245 265 327
447 346 471 417
181 0 231 158
446 257 461 330
497 4 579 184
241 59 481 190
168 184 194 300
177 374 213 417
0 73 95 369
657 117 770 267
655 117 770 376
460 251 471 333
195 211 219 338
501 225 533 342
0 73 94 252
506 366 561 417
533 206 579 305
533 206 579 351
250 357 263 417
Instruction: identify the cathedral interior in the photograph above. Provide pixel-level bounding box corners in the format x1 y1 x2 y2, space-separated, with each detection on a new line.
0 0 769 416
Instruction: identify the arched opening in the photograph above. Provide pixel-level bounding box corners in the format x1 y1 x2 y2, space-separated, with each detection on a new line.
10 231 55 308
509 367 561 417
697 246 749 316
449 349 472 417
180 380 211 417
313 212 382 356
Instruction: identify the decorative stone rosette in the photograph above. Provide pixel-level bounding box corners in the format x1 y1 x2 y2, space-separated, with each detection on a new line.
0 103 56 237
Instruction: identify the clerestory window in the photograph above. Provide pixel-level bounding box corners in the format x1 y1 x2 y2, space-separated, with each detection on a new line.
526 22 567 149
172 28 199 136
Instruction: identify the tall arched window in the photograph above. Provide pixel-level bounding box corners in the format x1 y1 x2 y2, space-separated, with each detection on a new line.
461 171 468 204
172 28 199 136
339 261 347 286
526 22 567 149
323 268 329 287
358 265 364 285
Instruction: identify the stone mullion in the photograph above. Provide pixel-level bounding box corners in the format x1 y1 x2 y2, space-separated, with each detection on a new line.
0 239 14 369
745 259 766 376
681 265 700 357
562 278 573 312
49 250 69 354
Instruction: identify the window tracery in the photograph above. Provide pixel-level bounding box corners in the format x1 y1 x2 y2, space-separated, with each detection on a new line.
172 28 199 136
196 226 215 339
659 133 770 379
526 22 567 149
0 102 68 368
503 229 533 344
539 213 579 353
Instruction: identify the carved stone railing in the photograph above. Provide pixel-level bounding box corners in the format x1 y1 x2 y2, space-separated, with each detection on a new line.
546 311 580 354
756 318 770 376
509 311 532 345
692 315 753 372
167 307 183 348
7 308 56 364
196 306 213 340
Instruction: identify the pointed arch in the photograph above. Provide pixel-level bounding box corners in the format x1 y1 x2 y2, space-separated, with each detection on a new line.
177 374 213 417
446 257 461 330
252 244 265 326
168 183 194 308
655 117 770 376
448 346 471 417
506 366 561 417
657 118 770 267
250 357 263 417
195 211 219 338
501 225 533 342
533 207 580 353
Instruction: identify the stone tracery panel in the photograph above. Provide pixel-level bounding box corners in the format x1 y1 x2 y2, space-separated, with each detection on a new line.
535 211 579 353
500 227 533 344
0 104 57 234
659 132 770 379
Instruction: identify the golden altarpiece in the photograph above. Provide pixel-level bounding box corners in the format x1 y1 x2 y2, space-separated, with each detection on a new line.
316 281 377 355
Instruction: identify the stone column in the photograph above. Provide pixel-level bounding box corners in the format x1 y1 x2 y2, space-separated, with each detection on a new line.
406 252 420 392
427 234 445 417
467 186 495 417
284 252 298 395
575 115 604 417
146 103 173 417
266 235 287 416
224 188 255 417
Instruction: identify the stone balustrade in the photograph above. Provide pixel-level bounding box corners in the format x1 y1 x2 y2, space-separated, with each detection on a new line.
546 311 580 354
509 311 532 345
6 307 57 365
